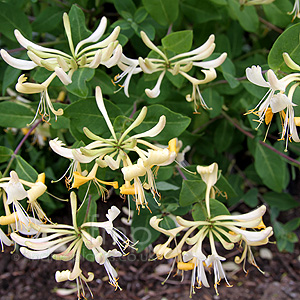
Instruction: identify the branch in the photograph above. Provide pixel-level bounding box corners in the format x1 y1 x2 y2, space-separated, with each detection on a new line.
222 111 300 167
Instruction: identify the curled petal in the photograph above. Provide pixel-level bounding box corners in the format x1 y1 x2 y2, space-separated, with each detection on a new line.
55 67 72 85
246 65 270 88
145 70 166 98
75 16 107 55
130 115 166 139
1 49 37 70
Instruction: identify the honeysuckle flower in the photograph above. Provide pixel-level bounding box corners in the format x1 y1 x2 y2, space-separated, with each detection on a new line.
139 32 227 111
1 13 121 122
150 203 273 294
288 0 300 21
245 65 300 150
239 0 274 6
11 191 131 296
196 163 218 218
113 54 143 97
72 163 118 200
50 87 176 210
114 32 226 111
0 171 31 231
0 213 16 250
15 74 63 124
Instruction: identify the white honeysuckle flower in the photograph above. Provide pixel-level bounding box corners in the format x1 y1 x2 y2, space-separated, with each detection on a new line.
180 228 210 296
15 74 63 124
0 171 32 231
137 32 226 111
11 192 131 295
245 65 300 150
1 13 121 123
150 200 273 294
0 49 37 70
114 54 143 97
114 32 226 111
2 15 121 78
82 205 136 253
0 227 13 250
239 0 274 6
50 86 175 210
94 248 122 290
288 0 300 21
196 163 219 218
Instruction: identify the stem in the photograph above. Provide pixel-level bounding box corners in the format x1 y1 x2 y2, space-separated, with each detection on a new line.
176 165 187 180
222 111 300 167
83 195 92 224
3 119 43 177
259 17 283 34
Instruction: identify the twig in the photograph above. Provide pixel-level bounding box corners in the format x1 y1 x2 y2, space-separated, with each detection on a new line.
259 16 283 34
3 119 43 177
222 111 300 167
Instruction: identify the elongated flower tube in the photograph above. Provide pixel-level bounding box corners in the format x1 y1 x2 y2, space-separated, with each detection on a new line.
115 31 226 112
245 65 300 150
196 163 218 218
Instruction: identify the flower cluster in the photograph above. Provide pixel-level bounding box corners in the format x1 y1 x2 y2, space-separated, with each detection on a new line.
115 32 227 112
150 163 273 296
1 13 121 123
9 190 134 298
245 64 300 150
50 86 178 211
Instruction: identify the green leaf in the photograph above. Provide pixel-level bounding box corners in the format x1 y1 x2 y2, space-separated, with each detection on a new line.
0 102 34 128
77 196 98 262
263 192 299 211
142 0 179 26
180 0 221 24
14 156 38 182
192 198 230 221
254 143 288 192
2 66 22 95
0 2 31 40
215 174 238 200
134 7 148 24
133 104 191 142
227 0 259 33
0 146 13 163
64 98 122 142
114 0 136 19
263 0 292 28
213 119 234 153
156 181 180 191
179 180 206 207
202 88 224 118
66 68 95 98
268 23 300 72
68 5 91 46
162 30 193 54
242 188 258 208
90 69 116 95
220 58 239 89
32 7 64 32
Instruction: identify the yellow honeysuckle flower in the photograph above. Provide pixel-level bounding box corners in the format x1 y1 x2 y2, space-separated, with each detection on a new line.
71 163 118 198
